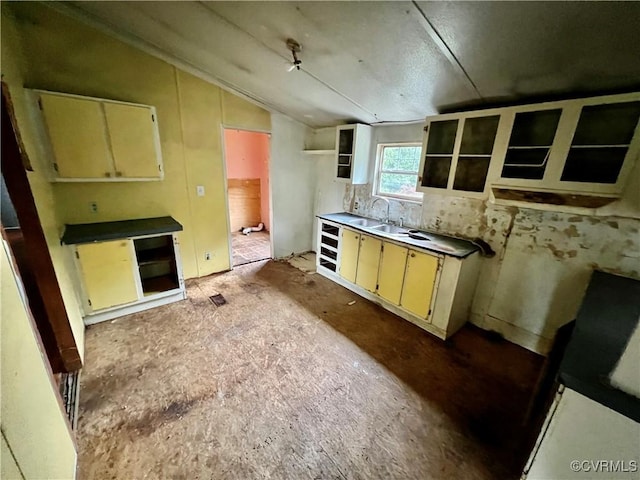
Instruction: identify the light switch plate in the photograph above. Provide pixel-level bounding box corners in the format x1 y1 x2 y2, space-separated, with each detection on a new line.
196 185 205 196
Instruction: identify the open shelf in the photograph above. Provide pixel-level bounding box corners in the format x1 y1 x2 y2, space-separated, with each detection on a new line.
141 274 179 296
134 235 179 295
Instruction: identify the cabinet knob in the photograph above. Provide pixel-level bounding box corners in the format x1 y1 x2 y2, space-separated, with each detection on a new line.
105 172 112 177
115 171 123 177
410 253 416 257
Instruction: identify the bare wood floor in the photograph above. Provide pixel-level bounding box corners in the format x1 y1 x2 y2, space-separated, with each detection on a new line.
77 260 542 479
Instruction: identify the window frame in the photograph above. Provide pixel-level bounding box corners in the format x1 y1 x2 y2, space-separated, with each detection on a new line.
373 142 424 203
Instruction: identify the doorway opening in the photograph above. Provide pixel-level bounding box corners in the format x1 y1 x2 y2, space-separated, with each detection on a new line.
223 128 271 267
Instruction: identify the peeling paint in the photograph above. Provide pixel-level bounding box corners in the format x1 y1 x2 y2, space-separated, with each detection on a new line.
563 225 580 238
345 183 640 353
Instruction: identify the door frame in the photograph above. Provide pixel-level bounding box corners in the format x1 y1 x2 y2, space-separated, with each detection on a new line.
1 82 82 372
220 125 273 269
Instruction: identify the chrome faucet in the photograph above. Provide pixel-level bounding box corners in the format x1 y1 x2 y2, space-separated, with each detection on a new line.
372 197 390 223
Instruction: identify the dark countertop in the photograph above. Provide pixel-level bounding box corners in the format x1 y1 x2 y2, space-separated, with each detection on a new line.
559 270 640 423
317 212 479 258
61 216 183 245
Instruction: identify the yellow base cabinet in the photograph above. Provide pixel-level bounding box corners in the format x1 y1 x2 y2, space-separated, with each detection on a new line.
339 228 360 283
64 217 187 325
355 234 382 292
316 217 482 340
400 250 439 319
76 240 139 311
377 242 408 305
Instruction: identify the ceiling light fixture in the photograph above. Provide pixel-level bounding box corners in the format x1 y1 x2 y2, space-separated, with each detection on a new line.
286 38 302 72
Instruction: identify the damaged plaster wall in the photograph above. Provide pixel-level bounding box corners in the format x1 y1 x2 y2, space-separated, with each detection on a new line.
312 123 640 354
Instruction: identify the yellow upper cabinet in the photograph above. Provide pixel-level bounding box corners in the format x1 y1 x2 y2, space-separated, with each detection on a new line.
36 90 163 182
400 250 439 319
39 94 113 178
377 242 408 305
355 234 382 293
104 103 160 178
339 228 360 283
76 240 140 311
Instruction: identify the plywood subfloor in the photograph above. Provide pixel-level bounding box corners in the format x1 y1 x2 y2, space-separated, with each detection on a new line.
232 231 270 266
77 260 543 479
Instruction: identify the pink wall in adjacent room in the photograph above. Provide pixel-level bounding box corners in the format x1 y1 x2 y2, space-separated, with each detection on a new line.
224 129 270 230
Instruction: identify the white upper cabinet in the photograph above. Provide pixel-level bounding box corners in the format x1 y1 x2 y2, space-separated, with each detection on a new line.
494 93 640 197
33 90 164 182
417 92 640 205
418 111 506 198
335 123 372 184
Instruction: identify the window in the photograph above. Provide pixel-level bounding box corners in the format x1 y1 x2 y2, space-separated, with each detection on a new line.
374 143 423 202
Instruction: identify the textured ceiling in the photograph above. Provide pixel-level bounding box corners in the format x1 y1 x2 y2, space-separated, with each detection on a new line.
49 1 640 127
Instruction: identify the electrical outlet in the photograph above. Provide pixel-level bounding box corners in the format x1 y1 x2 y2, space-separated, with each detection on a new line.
204 252 211 261
196 185 205 197
89 201 98 213
354 201 359 211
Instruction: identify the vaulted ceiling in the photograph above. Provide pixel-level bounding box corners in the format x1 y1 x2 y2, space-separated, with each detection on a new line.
53 1 640 127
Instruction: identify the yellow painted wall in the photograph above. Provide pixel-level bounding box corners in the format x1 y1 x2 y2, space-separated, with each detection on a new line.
1 243 77 480
1 433 23 480
0 7 86 359
5 3 271 279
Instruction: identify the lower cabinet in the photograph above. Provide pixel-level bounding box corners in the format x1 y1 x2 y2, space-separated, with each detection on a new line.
76 240 139 311
72 232 186 324
355 235 382 292
400 250 439 319
316 219 481 340
377 242 408 305
339 229 360 282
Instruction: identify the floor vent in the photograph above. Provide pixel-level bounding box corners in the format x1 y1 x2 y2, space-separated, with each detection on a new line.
59 371 80 429
209 294 227 306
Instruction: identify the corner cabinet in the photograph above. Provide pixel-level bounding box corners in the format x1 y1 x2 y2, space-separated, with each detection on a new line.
317 219 481 340
28 90 164 182
417 92 640 207
62 217 186 325
335 124 372 184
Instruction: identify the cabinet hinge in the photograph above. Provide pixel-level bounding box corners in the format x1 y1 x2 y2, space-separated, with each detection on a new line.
75 251 79 259
151 114 155 122
381 245 384 252
423 125 429 133
376 284 379 290
88 299 92 307
53 162 59 172
158 164 162 172
38 98 43 110
428 308 431 316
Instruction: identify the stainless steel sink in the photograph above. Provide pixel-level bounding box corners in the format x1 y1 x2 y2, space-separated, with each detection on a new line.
348 218 383 228
369 224 409 234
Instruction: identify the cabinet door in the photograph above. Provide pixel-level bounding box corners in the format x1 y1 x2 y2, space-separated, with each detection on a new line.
336 127 354 180
377 242 408 304
355 235 382 292
560 101 640 184
339 229 360 283
400 250 439 319
421 119 459 189
40 94 113 178
76 240 139 311
104 103 160 178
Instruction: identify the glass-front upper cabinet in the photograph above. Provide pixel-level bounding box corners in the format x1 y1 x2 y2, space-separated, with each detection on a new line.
419 113 503 197
495 93 640 196
501 109 562 181
335 124 372 184
560 101 640 184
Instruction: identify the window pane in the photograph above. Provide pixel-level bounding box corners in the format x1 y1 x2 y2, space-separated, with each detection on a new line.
381 146 421 172
379 172 421 198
